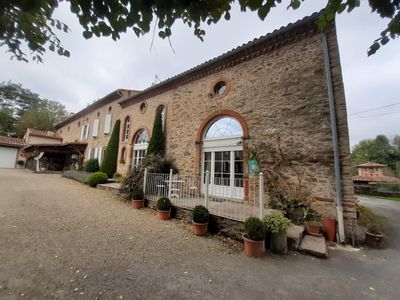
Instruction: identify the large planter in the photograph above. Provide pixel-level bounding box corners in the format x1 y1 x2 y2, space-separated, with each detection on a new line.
270 231 288 254
365 231 384 248
305 222 322 236
131 199 144 209
158 209 171 220
323 217 336 242
193 222 208 236
243 236 264 258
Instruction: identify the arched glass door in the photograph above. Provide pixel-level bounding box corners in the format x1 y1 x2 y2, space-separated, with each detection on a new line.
201 117 244 200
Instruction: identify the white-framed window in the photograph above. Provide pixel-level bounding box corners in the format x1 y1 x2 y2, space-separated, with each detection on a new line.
133 129 149 168
81 124 89 140
92 119 99 137
104 114 112 134
124 117 131 142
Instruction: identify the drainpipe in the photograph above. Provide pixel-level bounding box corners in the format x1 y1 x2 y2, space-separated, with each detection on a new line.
322 29 345 243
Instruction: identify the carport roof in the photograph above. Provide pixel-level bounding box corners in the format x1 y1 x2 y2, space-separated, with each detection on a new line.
22 142 87 155
0 136 25 148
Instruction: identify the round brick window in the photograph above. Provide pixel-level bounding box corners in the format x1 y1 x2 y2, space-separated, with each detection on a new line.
214 81 227 95
140 102 147 114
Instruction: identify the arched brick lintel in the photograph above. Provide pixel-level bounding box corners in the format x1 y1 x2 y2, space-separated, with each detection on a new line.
195 110 250 142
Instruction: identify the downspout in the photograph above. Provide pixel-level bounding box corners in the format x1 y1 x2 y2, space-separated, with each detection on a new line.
322 29 345 243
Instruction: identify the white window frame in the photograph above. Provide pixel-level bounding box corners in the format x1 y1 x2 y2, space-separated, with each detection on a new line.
104 114 112 134
124 118 131 142
92 119 99 137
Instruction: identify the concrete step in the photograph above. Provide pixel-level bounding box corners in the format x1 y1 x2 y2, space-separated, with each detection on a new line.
287 225 304 250
299 234 328 259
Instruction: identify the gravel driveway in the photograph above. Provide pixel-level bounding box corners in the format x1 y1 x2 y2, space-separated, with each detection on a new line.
0 169 399 300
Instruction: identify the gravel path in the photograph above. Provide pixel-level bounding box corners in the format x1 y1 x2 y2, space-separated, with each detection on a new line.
0 170 399 299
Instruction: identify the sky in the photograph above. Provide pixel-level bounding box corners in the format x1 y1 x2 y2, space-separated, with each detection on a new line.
0 1 399 148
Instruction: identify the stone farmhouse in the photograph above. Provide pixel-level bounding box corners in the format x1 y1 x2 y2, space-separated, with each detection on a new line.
40 12 354 238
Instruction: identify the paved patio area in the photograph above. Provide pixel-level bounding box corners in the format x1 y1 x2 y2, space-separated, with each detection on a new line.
0 169 399 299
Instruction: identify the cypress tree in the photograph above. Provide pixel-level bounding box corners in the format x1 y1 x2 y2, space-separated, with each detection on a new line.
100 119 120 177
146 108 165 156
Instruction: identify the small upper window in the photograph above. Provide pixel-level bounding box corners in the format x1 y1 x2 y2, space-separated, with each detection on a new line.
108 106 112 112
214 81 227 95
205 117 243 139
140 102 147 113
68 126 70 132
97 112 100 117
123 116 131 142
78 121 81 128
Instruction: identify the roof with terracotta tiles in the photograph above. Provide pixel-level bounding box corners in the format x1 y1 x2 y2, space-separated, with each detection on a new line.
0 136 25 148
26 128 63 141
352 175 399 183
356 162 387 168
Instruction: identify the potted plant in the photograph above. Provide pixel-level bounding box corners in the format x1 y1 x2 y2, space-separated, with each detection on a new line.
157 197 171 220
322 211 337 242
304 207 322 236
263 214 292 254
192 205 210 236
248 146 260 174
365 222 384 247
243 217 265 258
131 185 144 209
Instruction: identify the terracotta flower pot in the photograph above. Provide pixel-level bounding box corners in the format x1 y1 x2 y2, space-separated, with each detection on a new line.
131 199 144 209
365 231 383 248
323 217 336 242
158 209 171 220
305 222 321 236
243 236 264 258
193 222 208 236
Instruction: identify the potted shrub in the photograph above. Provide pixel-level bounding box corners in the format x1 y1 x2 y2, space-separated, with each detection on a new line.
243 217 265 258
131 185 144 209
304 207 322 236
87 171 108 187
157 197 171 220
365 222 384 247
192 205 210 236
263 214 292 254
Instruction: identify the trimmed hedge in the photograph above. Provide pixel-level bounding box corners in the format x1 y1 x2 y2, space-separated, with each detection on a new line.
193 205 210 224
146 107 165 156
87 172 108 187
100 119 120 178
84 159 99 173
157 197 171 211
244 217 265 241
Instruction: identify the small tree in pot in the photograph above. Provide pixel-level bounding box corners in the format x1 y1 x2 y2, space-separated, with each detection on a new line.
192 205 210 236
304 207 322 236
243 217 265 258
157 197 171 220
264 214 292 254
131 185 144 209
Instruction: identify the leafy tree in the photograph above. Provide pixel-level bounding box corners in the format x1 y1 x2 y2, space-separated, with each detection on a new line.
0 81 69 137
15 109 53 137
0 81 41 116
0 108 16 136
100 119 120 178
352 134 400 176
146 108 165 157
1 1 399 62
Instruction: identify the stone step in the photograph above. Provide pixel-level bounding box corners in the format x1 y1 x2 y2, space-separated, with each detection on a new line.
287 225 304 250
299 234 328 259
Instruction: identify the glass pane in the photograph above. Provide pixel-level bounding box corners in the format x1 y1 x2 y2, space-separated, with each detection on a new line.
204 161 211 172
214 161 222 173
235 161 243 174
204 152 211 161
205 117 243 139
215 151 222 160
223 161 230 173
223 151 230 160
234 151 243 160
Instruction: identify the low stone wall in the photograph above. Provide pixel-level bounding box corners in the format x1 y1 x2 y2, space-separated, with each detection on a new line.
354 185 400 198
145 198 245 240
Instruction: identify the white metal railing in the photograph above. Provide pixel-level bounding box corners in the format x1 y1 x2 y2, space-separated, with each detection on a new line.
144 168 266 222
